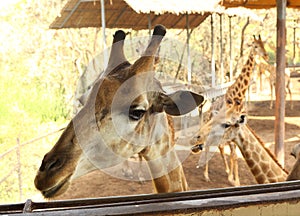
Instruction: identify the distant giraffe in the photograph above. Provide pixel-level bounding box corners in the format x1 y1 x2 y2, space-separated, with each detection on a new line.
192 35 269 186
258 59 292 109
192 109 288 184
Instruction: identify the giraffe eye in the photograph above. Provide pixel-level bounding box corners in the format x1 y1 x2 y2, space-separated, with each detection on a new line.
193 135 201 140
226 99 233 104
129 109 146 121
239 115 246 124
221 123 231 129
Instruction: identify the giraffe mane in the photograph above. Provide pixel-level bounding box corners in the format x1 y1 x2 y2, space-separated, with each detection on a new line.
246 124 288 174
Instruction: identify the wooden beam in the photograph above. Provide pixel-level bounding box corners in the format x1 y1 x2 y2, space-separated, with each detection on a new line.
275 0 286 167
2 181 300 215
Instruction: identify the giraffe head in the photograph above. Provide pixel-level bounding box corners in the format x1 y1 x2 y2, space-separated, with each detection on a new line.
291 143 300 159
252 35 269 61
287 143 300 181
190 109 220 154
191 106 246 154
34 25 204 198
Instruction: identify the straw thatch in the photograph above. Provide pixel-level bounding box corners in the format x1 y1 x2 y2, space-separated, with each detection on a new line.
50 0 214 29
221 0 300 9
50 0 298 30
124 0 223 15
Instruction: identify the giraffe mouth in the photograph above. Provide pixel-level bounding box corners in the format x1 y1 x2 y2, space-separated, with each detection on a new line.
191 144 204 154
42 175 72 198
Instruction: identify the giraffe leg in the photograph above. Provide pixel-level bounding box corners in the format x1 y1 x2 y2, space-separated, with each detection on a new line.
220 142 234 185
122 160 134 179
203 146 210 182
219 143 230 175
204 162 210 182
137 153 146 184
229 142 240 186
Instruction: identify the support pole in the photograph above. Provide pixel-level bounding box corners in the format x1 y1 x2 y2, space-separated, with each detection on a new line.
211 14 216 87
219 14 224 83
275 0 286 167
182 13 192 136
186 13 191 85
229 16 233 81
100 0 108 68
293 20 296 68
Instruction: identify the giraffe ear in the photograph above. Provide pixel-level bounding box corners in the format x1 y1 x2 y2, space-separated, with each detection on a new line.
161 90 204 116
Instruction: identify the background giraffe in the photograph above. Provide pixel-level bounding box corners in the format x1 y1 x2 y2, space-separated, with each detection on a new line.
287 143 300 181
192 35 269 186
192 109 288 184
258 59 293 109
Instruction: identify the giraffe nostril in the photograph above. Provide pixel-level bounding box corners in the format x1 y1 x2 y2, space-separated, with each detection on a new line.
46 158 62 171
39 154 64 173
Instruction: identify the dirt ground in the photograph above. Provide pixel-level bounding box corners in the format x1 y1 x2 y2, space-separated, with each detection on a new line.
53 74 300 200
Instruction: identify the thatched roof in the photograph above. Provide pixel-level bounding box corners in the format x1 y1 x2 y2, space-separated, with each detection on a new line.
50 0 216 30
124 0 222 15
221 0 300 9
50 0 298 30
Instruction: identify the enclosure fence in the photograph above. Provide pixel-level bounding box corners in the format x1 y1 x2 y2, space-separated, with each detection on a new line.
0 127 65 201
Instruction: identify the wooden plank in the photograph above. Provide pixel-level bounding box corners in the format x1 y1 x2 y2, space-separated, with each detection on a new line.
2 181 300 215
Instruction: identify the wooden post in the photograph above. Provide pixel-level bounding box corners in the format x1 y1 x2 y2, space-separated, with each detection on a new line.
186 13 191 85
292 20 296 69
219 14 224 83
275 0 286 167
229 16 233 81
100 0 107 68
211 14 216 87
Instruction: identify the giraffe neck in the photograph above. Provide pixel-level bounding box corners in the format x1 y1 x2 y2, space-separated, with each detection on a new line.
142 148 188 192
225 52 255 107
233 125 288 184
140 115 188 192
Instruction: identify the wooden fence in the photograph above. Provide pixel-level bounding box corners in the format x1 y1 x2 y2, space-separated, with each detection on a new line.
1 180 300 215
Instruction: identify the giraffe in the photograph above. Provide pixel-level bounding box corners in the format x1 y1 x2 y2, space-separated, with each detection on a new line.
286 143 300 181
191 107 239 185
258 59 292 109
225 35 268 111
191 35 269 186
34 25 204 198
192 109 288 184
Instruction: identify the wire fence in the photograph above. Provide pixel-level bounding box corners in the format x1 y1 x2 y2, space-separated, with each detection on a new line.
0 127 65 201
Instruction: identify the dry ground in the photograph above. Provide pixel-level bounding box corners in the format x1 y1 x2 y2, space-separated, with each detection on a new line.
52 74 300 200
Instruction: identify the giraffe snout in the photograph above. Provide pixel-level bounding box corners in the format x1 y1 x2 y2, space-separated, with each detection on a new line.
191 144 204 154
